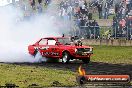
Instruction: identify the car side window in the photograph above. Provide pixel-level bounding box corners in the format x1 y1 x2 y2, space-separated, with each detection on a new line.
39 39 47 45
47 39 56 45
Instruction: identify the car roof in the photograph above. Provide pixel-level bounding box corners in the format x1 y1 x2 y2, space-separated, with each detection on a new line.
43 36 70 39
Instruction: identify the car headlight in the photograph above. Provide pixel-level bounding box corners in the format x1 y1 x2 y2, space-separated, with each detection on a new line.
90 48 93 52
75 48 77 52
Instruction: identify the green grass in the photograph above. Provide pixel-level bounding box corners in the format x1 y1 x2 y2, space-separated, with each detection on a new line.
0 64 77 87
91 45 132 64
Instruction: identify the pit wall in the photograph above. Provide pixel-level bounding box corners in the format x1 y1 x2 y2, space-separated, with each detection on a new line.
82 39 132 46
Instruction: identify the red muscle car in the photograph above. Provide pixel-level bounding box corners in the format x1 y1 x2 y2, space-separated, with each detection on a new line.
28 36 93 63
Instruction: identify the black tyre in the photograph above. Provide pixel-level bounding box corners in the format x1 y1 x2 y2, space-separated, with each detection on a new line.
82 58 90 64
62 52 70 63
33 49 38 57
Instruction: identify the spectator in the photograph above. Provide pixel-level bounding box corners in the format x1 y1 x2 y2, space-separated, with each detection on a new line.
67 5 73 20
125 0 131 12
119 18 126 36
45 0 51 5
91 20 97 38
115 3 120 14
37 3 43 14
109 0 114 7
119 18 126 28
80 4 86 14
104 2 109 19
74 5 80 17
79 17 86 36
60 1 64 9
84 0 87 8
97 3 103 19
79 17 85 28
112 16 118 37
29 0 35 9
95 21 100 38
38 0 42 4
121 6 126 18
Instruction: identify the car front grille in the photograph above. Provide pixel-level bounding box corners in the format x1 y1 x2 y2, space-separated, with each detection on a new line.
76 48 93 56
77 48 90 52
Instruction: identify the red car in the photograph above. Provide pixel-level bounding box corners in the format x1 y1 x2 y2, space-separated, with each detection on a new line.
28 36 93 63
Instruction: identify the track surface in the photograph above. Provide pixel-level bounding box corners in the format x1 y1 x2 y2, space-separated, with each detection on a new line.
10 61 132 79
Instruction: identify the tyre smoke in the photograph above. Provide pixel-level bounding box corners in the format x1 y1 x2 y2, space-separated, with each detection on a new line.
0 3 65 63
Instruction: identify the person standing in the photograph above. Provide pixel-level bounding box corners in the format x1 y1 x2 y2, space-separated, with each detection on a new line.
97 3 103 19
29 0 35 9
38 0 42 4
104 2 108 19
37 3 43 14
119 18 126 37
125 0 131 12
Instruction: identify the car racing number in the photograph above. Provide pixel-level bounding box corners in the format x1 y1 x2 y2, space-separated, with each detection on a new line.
40 46 59 56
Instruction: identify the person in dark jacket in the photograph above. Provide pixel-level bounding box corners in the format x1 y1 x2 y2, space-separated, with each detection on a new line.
29 0 35 9
38 0 42 4
97 3 103 19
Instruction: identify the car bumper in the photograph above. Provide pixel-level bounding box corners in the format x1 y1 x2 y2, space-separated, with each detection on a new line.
73 52 93 58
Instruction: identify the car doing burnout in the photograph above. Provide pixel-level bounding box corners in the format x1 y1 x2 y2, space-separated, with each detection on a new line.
28 36 93 63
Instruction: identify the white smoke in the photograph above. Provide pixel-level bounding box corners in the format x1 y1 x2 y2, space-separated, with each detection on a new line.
0 3 64 63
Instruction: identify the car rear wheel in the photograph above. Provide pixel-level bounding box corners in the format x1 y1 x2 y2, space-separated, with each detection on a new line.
62 52 70 63
82 58 90 64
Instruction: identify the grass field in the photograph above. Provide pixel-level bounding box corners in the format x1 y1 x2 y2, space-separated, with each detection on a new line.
0 46 132 87
0 63 77 87
91 46 132 64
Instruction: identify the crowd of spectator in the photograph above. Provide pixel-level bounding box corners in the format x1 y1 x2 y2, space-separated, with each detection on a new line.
14 0 132 39
58 0 132 39
29 0 51 13
18 0 51 19
112 0 132 39
89 0 114 19
58 0 100 39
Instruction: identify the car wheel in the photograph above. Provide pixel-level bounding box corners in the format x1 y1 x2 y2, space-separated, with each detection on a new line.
82 58 90 64
33 49 38 57
62 52 70 63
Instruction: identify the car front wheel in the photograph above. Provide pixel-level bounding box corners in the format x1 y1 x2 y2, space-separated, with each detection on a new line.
62 52 70 63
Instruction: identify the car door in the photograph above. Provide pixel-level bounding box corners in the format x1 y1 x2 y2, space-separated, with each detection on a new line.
47 39 60 58
37 38 49 57
28 39 44 55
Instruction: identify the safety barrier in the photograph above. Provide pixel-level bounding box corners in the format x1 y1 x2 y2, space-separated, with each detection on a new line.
82 39 132 46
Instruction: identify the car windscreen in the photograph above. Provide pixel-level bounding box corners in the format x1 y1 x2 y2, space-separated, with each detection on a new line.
57 38 71 45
